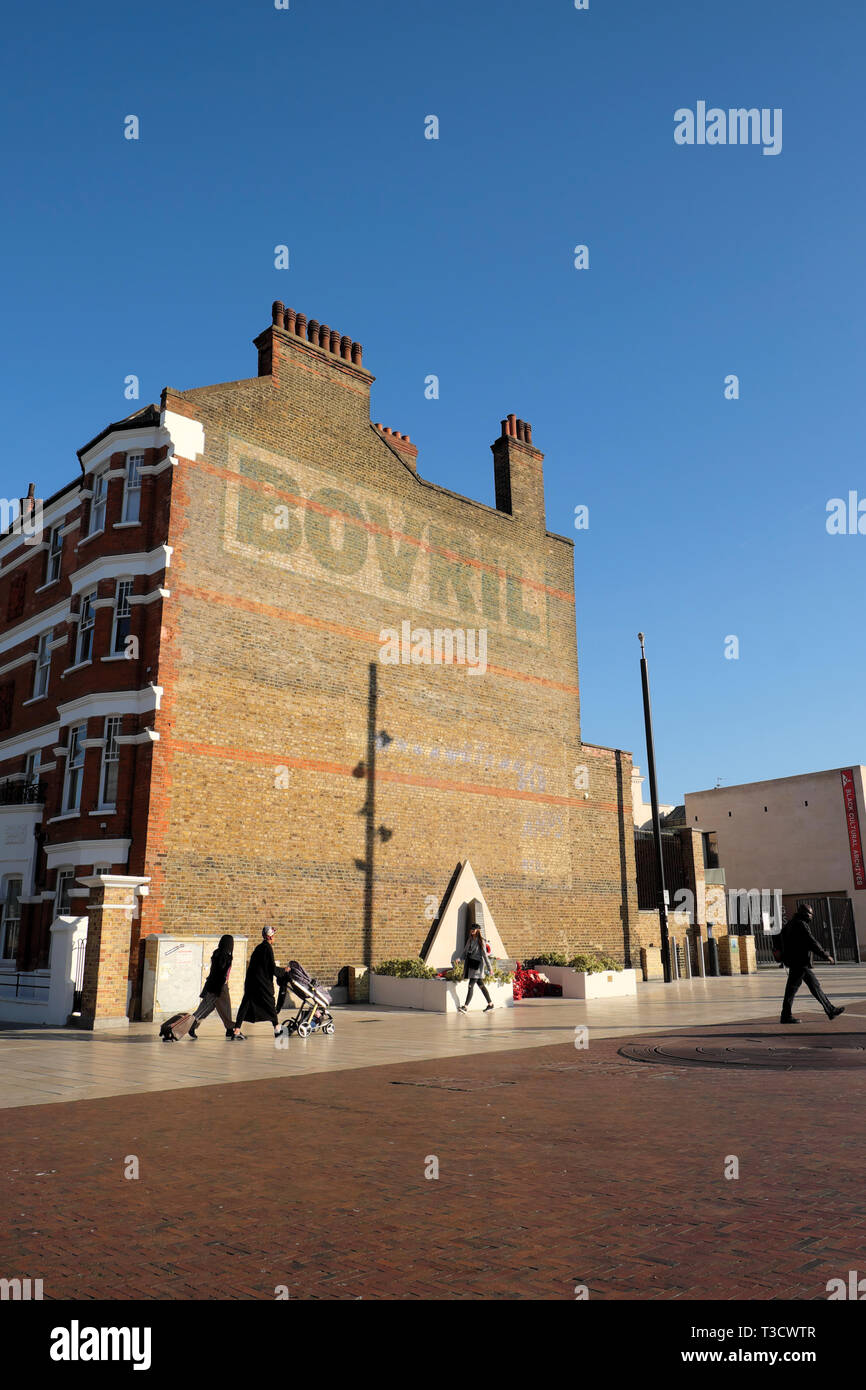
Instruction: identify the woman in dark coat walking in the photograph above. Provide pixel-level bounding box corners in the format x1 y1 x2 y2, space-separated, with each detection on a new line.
457 925 494 1012
189 934 235 1039
231 926 284 1040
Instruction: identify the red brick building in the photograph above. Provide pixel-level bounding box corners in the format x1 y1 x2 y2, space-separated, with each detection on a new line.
0 302 639 1024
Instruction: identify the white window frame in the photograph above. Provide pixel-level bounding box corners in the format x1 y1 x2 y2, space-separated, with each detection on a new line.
54 868 75 918
111 579 133 655
63 724 87 813
100 715 122 808
34 631 52 697
47 525 63 583
0 877 23 960
24 749 41 791
76 590 97 665
123 454 143 523
89 470 108 535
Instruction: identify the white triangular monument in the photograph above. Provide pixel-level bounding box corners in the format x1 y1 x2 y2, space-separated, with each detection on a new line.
420 860 509 970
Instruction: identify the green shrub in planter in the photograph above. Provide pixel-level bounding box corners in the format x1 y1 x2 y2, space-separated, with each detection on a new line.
527 950 569 967
594 953 623 972
442 962 514 984
374 958 437 979
567 951 623 974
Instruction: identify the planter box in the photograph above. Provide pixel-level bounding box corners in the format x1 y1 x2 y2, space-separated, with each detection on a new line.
369 974 514 1013
540 965 638 1000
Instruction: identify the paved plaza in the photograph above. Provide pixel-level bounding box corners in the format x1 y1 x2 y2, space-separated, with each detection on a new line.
1 967 865 1300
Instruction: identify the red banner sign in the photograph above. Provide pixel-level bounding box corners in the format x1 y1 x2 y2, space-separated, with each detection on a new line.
841 768 866 890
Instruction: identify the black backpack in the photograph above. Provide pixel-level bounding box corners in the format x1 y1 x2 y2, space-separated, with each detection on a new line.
771 924 787 965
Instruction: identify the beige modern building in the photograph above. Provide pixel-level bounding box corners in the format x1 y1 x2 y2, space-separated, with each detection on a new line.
631 766 674 830
685 766 866 959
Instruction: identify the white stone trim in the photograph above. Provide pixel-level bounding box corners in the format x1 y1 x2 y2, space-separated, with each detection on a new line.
0 541 48 577
0 651 37 677
80 738 106 750
79 426 164 475
128 587 168 605
69 545 173 595
162 408 205 463
60 659 93 679
115 729 159 745
45 839 132 871
57 684 162 724
113 521 141 530
0 598 70 657
75 526 106 551
0 493 79 564
0 719 60 763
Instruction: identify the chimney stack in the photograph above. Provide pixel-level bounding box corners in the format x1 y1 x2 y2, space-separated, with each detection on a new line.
491 417 545 528
373 421 418 472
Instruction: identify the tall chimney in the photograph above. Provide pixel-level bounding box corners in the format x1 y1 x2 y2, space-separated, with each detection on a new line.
491 418 545 528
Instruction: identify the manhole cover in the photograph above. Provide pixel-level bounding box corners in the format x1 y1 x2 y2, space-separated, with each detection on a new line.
391 1077 516 1092
619 1034 866 1071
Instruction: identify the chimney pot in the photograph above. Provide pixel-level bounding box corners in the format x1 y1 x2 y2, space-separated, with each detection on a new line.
284 307 296 333
272 301 284 326
329 329 341 354
507 413 517 436
307 319 320 343
516 419 526 441
340 335 352 360
525 422 533 444
318 323 330 348
351 341 363 365
295 312 307 337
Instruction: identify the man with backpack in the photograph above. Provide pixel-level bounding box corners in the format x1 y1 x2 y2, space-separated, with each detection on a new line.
778 903 845 1024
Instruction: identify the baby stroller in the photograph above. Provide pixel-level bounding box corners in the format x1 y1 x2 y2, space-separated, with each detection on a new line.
277 959 335 1038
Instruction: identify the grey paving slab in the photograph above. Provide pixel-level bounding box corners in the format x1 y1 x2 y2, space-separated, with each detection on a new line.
0 967 863 1109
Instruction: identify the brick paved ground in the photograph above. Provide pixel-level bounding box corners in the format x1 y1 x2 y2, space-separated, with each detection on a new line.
2 1008 865 1301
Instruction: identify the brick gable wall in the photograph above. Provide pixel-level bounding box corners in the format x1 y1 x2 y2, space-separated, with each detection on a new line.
139 309 638 980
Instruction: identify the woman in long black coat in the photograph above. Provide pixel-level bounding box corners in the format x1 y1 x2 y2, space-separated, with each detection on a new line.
231 926 284 1040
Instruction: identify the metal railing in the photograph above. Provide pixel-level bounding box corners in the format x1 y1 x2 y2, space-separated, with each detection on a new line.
0 970 50 1000
0 779 45 806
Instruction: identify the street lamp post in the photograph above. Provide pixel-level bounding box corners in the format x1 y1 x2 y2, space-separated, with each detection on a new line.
638 632 672 983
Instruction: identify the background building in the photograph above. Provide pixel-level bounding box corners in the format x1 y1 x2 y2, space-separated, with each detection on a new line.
0 301 640 1023
685 767 866 960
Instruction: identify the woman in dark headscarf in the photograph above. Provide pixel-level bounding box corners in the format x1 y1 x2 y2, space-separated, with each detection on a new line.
231 926 284 1041
189 934 236 1039
457 925 494 1013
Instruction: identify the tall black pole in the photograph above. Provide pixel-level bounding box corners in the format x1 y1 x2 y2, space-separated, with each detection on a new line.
638 633 671 982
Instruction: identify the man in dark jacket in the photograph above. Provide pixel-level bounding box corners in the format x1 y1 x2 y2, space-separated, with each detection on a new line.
779 904 845 1024
231 926 285 1040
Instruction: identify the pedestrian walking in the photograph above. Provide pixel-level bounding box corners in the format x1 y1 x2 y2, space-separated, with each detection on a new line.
457 924 494 1012
779 903 845 1024
231 926 285 1040
189 934 235 1040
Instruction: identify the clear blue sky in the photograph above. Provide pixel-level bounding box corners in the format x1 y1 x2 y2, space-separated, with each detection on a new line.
2 0 863 802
